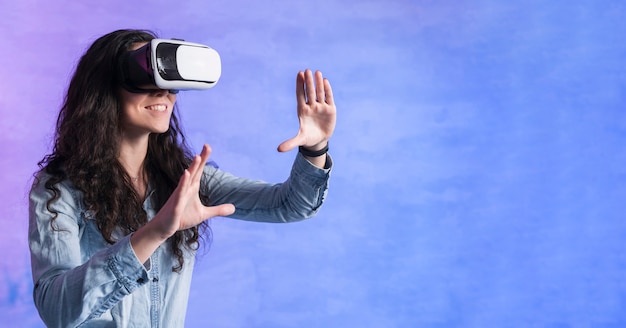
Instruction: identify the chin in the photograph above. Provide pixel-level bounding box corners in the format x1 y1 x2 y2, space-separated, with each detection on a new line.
153 128 171 135
147 124 171 135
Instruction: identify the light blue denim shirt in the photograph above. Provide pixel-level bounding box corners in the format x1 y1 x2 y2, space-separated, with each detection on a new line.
29 153 332 327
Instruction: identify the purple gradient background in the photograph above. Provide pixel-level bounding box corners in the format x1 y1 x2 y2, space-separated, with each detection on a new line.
2 0 626 327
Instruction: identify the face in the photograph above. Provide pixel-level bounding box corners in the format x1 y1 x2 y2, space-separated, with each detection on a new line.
118 41 177 139
118 88 177 138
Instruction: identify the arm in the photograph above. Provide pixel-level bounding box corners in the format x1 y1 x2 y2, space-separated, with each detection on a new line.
200 69 336 223
201 152 332 223
134 69 336 259
29 175 149 327
30 150 235 326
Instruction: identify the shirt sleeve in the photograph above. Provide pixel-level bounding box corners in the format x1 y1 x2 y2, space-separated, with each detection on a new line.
200 153 333 223
28 174 150 327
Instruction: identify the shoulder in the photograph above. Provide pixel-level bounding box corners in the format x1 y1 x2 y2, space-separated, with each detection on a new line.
29 169 84 214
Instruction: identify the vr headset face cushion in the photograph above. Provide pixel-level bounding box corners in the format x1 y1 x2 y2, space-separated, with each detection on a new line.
123 43 154 88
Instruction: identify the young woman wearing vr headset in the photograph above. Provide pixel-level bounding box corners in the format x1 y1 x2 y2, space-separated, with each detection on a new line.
28 29 335 327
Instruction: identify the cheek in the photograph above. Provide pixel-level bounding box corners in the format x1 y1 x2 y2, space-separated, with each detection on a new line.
118 107 133 127
119 99 144 124
120 90 148 108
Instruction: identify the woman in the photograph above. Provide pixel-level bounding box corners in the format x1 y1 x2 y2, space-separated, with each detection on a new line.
29 29 335 327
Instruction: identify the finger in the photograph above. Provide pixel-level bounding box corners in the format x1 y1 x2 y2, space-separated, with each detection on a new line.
193 144 211 183
304 69 315 104
203 203 236 219
277 133 305 152
187 155 202 181
296 71 306 106
171 169 192 211
323 78 334 105
175 169 190 192
315 70 325 103
200 144 211 163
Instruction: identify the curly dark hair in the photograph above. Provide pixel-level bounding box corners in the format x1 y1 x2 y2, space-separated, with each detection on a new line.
37 29 207 272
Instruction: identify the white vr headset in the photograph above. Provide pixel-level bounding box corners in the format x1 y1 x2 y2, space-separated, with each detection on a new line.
121 38 221 93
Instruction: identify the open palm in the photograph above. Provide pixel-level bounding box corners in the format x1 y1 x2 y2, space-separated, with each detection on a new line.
154 144 235 238
278 69 337 152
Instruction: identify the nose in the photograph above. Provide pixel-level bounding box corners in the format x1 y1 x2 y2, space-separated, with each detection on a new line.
151 89 177 96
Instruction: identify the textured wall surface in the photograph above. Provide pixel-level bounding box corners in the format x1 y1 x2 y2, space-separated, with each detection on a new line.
1 0 625 327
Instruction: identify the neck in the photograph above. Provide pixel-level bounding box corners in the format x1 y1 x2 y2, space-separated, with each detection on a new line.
118 135 149 179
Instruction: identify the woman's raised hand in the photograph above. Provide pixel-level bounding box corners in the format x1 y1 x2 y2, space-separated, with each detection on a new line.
278 69 337 155
155 144 235 238
131 144 235 263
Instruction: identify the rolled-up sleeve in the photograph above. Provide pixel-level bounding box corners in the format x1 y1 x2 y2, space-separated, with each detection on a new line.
28 175 149 327
201 153 333 223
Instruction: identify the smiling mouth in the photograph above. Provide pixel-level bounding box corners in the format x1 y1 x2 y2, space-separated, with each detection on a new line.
145 104 167 112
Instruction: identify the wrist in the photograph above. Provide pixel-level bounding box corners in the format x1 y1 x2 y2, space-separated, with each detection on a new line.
133 220 170 245
299 142 329 157
130 224 169 264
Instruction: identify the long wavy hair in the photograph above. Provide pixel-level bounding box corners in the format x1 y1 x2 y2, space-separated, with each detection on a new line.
37 29 207 272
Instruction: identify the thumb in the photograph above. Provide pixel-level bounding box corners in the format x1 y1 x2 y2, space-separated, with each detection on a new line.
203 203 236 219
277 134 305 153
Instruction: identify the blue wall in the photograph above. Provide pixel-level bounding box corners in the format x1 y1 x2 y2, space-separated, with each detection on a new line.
1 0 625 326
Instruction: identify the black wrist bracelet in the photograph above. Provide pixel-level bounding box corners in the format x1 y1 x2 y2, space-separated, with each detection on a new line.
299 143 329 157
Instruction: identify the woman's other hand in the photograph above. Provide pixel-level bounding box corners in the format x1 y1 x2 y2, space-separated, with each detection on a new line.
131 144 235 263
278 69 337 167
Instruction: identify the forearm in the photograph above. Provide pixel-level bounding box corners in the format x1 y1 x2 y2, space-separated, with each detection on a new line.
29 178 151 326
203 153 332 223
130 220 169 264
32 235 148 327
